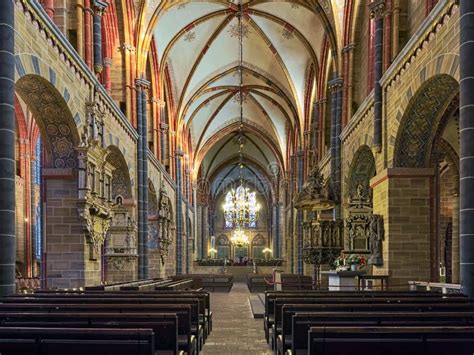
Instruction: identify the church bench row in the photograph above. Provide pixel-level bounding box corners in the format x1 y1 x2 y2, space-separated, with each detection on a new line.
270 297 471 349
0 312 182 354
120 279 195 292
0 327 156 355
170 274 233 292
277 300 474 346
5 294 208 341
32 289 213 334
264 291 466 342
283 311 474 355
307 326 474 355
247 274 273 292
0 291 212 355
0 301 199 354
83 277 164 291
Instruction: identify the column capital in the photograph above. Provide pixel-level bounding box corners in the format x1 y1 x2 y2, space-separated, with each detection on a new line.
328 77 344 92
103 57 112 66
135 78 151 91
342 43 356 53
175 149 185 158
93 0 108 15
369 0 386 20
151 98 166 108
120 43 136 53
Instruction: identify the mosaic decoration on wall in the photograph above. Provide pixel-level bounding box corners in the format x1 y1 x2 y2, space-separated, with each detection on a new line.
16 75 79 169
394 75 458 168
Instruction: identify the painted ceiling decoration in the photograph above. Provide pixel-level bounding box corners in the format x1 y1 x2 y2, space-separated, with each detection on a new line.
143 0 339 191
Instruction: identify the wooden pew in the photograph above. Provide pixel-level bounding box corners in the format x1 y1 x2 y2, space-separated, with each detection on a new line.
274 303 474 354
155 279 195 291
0 303 197 355
307 326 474 355
262 290 464 342
0 312 182 354
31 290 213 336
285 312 474 355
0 327 155 355
269 296 469 346
247 274 273 292
2 295 204 348
170 274 233 292
279 274 312 291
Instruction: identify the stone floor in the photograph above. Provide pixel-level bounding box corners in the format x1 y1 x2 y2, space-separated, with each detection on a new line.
201 283 272 354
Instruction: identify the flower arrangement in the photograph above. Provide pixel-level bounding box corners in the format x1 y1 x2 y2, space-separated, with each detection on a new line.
346 254 366 266
331 254 366 271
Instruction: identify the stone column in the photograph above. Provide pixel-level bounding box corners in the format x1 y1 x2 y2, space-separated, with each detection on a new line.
460 0 474 297
391 0 400 60
342 44 355 124
328 77 344 218
0 0 15 296
272 202 281 258
184 169 190 274
92 1 107 74
296 151 304 274
310 101 320 164
136 78 150 279
175 149 184 275
369 0 385 151
452 191 460 284
42 0 54 18
84 0 93 69
103 57 112 93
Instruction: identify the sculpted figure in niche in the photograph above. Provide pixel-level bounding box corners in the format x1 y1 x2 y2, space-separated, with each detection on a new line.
369 214 384 266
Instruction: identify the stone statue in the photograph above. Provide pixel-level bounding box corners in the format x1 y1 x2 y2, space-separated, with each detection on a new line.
369 214 384 266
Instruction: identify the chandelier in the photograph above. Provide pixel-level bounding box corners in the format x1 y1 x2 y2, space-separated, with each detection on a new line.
230 228 250 247
221 0 260 228
223 185 260 226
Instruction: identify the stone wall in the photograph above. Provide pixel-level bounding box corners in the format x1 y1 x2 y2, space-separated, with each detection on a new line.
371 169 432 286
44 175 90 289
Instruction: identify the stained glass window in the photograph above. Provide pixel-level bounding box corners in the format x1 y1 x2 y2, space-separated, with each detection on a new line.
248 192 257 228
224 191 234 228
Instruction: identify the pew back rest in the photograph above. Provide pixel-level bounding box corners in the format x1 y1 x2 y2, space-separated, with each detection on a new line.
0 327 154 355
308 326 474 355
290 312 474 351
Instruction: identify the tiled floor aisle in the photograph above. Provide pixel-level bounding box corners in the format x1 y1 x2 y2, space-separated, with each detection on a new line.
201 283 272 355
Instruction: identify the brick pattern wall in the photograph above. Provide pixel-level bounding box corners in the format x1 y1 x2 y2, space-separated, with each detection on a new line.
45 177 89 289
372 170 432 287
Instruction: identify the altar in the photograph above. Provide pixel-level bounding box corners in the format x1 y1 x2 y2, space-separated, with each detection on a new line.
321 270 365 291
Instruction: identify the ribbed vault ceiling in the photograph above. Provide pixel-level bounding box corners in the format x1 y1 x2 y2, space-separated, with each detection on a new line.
149 0 338 190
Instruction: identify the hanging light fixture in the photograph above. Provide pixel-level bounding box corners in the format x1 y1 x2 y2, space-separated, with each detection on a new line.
230 228 250 247
222 1 260 230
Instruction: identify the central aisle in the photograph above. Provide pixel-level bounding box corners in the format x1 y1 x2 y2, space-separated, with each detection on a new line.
201 282 272 354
